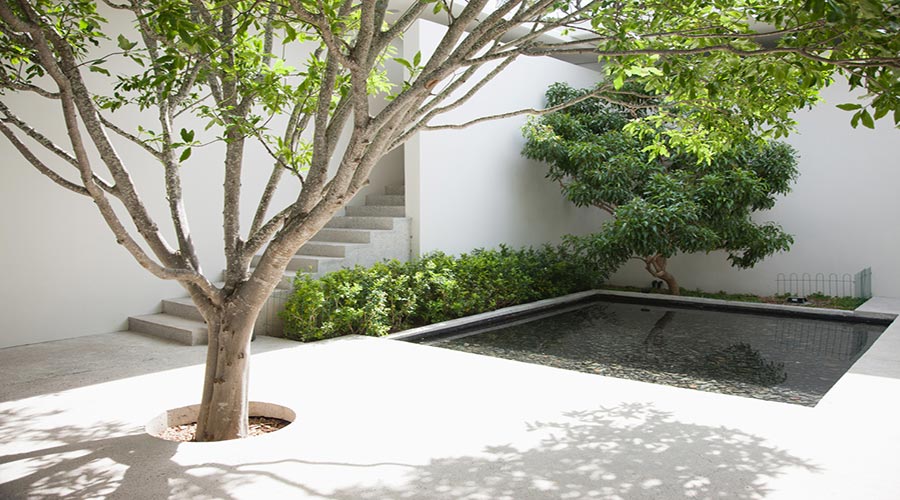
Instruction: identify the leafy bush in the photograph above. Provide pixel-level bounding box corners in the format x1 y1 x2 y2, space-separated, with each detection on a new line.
280 244 612 342
522 81 800 295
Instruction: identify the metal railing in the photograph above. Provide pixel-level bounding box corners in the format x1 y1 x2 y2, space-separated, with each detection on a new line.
776 267 873 299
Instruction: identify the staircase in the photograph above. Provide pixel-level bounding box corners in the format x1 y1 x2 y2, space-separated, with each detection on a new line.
127 185 410 345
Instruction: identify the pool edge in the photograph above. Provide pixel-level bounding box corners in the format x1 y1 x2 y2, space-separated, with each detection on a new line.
591 290 897 325
385 290 602 343
386 289 897 345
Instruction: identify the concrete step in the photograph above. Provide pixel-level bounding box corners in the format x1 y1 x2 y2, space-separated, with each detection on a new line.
345 205 405 217
312 227 374 244
384 184 404 196
161 297 205 322
298 241 369 258
129 313 208 346
365 194 405 206
289 254 344 273
251 254 344 274
279 271 300 289
326 216 397 230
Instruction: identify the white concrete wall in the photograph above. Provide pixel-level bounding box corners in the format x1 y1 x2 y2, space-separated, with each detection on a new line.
610 83 900 298
404 19 608 256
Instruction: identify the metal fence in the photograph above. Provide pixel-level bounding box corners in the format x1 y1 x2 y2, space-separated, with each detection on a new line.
855 267 873 299
776 267 873 299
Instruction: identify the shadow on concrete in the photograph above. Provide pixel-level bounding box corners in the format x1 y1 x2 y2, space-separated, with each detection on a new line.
0 333 297 401
1 401 821 499
0 405 291 500
326 402 820 499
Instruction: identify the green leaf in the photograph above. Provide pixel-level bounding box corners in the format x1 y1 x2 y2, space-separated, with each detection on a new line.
860 110 875 129
179 148 192 162
88 65 110 76
613 73 624 90
180 128 195 143
394 57 412 71
835 103 862 111
116 34 137 51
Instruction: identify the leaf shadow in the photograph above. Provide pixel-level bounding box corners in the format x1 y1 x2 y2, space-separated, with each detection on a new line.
328 402 821 499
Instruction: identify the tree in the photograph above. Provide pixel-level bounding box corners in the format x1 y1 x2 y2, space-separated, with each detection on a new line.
0 0 896 441
522 82 799 295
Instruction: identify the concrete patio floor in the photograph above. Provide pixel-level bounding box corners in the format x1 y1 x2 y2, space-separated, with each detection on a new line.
2 299 899 499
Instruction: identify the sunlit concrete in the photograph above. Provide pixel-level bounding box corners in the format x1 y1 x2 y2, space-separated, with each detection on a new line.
2 308 899 499
856 296 900 315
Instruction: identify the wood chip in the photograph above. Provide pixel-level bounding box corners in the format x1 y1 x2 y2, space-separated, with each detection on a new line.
156 416 291 442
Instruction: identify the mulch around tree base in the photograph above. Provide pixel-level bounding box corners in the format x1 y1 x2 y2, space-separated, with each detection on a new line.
155 416 291 442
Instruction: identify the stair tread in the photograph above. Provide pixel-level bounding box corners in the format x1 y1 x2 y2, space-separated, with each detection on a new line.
347 206 405 213
163 297 196 306
130 313 207 330
319 227 388 232
332 215 407 220
251 267 313 276
303 241 369 248
366 194 405 206
291 254 345 261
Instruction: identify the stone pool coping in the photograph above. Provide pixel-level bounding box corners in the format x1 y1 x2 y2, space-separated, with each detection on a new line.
591 289 897 323
386 289 896 344
386 290 602 342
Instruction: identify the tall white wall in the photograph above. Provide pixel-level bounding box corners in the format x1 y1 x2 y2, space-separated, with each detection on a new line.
404 19 608 256
610 83 900 298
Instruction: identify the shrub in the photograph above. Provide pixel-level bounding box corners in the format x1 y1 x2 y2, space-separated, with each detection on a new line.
280 244 612 342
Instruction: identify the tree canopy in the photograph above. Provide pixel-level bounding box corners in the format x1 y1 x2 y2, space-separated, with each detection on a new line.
0 0 896 441
523 82 800 294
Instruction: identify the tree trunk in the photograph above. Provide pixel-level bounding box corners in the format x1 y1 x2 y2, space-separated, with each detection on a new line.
194 301 259 442
644 255 681 296
659 271 680 296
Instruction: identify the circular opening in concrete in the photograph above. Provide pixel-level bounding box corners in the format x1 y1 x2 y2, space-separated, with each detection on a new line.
146 401 295 442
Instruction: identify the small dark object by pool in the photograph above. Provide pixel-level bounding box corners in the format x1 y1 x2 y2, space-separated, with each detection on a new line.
419 300 885 406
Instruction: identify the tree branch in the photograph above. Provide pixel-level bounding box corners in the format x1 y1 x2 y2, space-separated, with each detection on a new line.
419 84 616 133
98 114 164 160
394 53 518 148
0 100 115 191
287 1 359 71
0 120 89 196
1 0 183 269
0 72 60 98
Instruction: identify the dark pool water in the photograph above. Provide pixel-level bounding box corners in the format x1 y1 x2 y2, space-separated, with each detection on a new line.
422 300 886 406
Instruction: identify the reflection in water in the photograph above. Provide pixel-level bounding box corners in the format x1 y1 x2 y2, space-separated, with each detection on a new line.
701 343 787 387
643 310 675 348
775 321 869 360
427 300 885 406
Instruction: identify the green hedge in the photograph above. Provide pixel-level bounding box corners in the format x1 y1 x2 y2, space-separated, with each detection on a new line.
280 244 611 342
